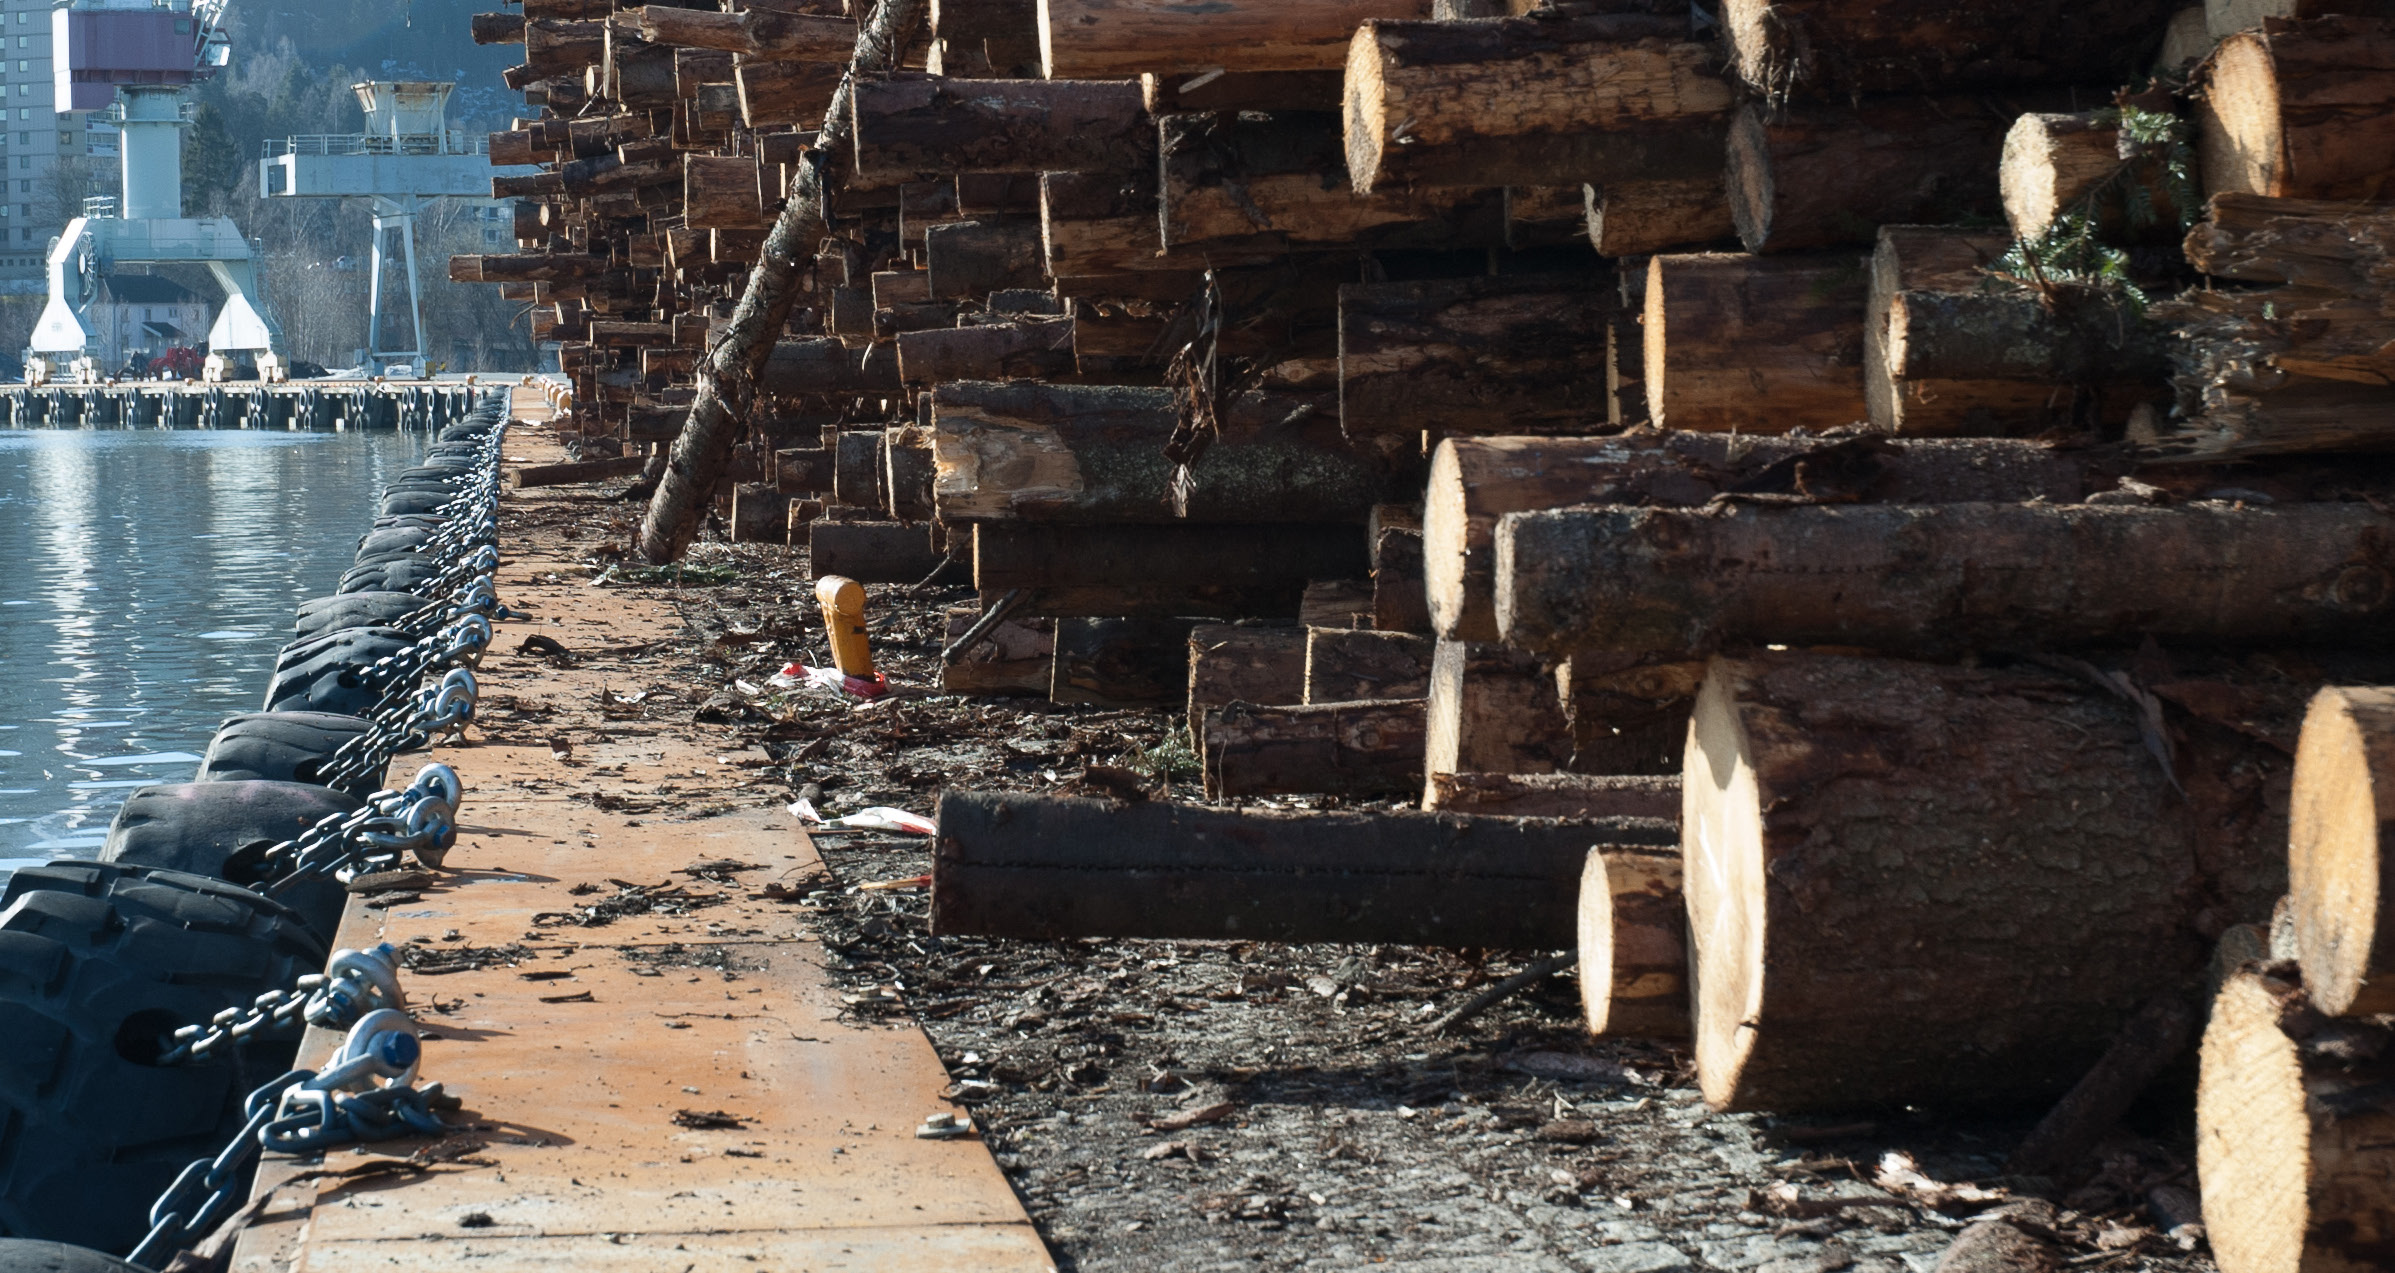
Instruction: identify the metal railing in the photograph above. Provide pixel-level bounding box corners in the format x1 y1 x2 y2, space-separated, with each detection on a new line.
261 132 489 159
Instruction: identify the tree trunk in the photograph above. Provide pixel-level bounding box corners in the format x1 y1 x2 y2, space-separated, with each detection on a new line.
930 789 1671 947
1203 698 1428 796
1052 617 1200 704
925 219 1043 297
1343 17 1731 191
1038 0 1436 78
639 0 916 564
1424 432 2088 642
1187 624 1309 749
1305 628 1434 702
1728 96 2029 254
1498 500 2395 658
2198 968 2395 1273
851 77 1154 178
941 604 1054 695
810 520 950 582
1584 177 1737 256
1866 226 2170 436
2198 15 2395 201
1337 274 1616 437
895 319 1078 385
929 381 1398 523
1717 0 2181 100
1425 771 1679 818
1686 651 2274 1111
975 523 1370 617
1577 847 1688 1037
2291 685 2395 1017
2001 111 2183 241
1643 252 1869 431
1160 111 1506 254
1423 639 1569 805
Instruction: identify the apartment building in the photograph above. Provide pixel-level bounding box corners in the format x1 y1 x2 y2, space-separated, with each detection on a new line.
0 0 119 281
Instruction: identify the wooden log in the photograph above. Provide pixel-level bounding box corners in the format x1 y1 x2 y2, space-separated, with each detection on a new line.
832 430 887 509
809 520 948 583
1039 170 1224 276
883 427 936 521
896 320 1077 385
638 6 855 59
1052 617 1199 705
1866 226 2169 436
1688 651 2278 1111
1577 847 1687 1037
1643 252 1869 432
1298 579 1375 630
775 447 836 495
1343 17 1731 192
759 336 900 396
676 48 736 98
735 57 844 128
872 269 932 306
1727 96 2027 255
1038 0 1435 78
1555 652 1701 775
510 455 647 488
1425 772 1679 819
930 789 1673 946
472 12 524 44
2197 968 2395 1273
2001 111 2184 241
1144 68 1343 113
1717 0 2182 100
1337 274 1614 437
1583 177 1736 256
731 484 791 543
975 523 1370 618
1204 698 1428 796
525 17 606 74
1497 500 2395 658
924 220 1042 298
2198 15 2395 202
684 154 767 229
1305 628 1433 703
1160 111 1505 254
1501 186 1587 251
934 0 1037 40
940 604 1054 695
851 78 1153 178
1423 639 1568 803
2291 685 2395 1017
1187 625 1309 751
930 381 1400 523
450 252 609 283
1372 506 1432 634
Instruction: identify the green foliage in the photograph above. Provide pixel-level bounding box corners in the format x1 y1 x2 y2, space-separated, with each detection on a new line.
180 103 244 217
1127 736 1202 784
1995 101 2200 312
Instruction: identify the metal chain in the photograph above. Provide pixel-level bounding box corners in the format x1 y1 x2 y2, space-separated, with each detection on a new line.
256 762 461 892
156 944 407 1066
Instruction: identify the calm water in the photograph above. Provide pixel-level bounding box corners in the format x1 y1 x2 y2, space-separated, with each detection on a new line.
0 428 423 872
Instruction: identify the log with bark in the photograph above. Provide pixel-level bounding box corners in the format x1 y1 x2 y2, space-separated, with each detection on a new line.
684 154 768 229
1716 0 2182 100
1686 651 2277 1111
851 77 1155 178
2197 967 2395 1273
1503 186 1588 251
1187 624 1309 750
1727 96 2034 254
1423 639 1569 803
1160 111 1506 255
1577 847 1688 1037
638 6 855 58
1038 0 1436 78
1145 68 1345 113
1203 698 1428 796
511 455 648 488
1426 771 1680 819
2000 111 2184 241
1583 177 1737 256
1052 617 1200 705
832 430 887 510
1039 170 1222 276
2291 685 2395 1017
1342 15 1732 192
896 319 1078 385
941 604 1054 695
1496 500 2395 658
1337 274 1615 436
1305 628 1434 702
759 337 900 397
1556 653 1702 775
925 219 1042 297
1372 504 1433 633
810 521 950 584
734 57 845 128
1642 252 1870 432
883 427 936 521
2197 14 2395 201
976 523 1370 618
930 789 1673 947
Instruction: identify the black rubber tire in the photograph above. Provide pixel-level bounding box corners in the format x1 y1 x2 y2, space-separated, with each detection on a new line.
0 862 326 1254
100 781 361 942
262 628 413 715
353 527 432 563
377 491 453 518
291 593 422 643
194 712 383 793
0 1239 143 1271
335 557 443 596
437 423 493 442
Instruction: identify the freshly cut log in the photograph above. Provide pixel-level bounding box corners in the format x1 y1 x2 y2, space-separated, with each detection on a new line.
2197 968 2395 1273
2291 685 2395 1017
1688 652 2277 1111
1305 628 1433 703
684 154 766 229
735 57 843 128
1161 112 1505 254
941 605 1053 696
1052 617 1199 705
930 789 1673 947
810 520 951 583
1038 0 1435 78
1717 0 2182 100
1423 432 2088 642
637 6 855 59
1203 698 1427 796
978 523 1370 618
1583 177 1736 256
2001 111 2183 241
1577 847 1687 1037
1557 653 1702 775
930 382 1400 523
1426 771 1679 819
1728 97 2024 254
1187 625 1308 751
511 455 647 488
1423 640 1567 803
1342 16 1732 192
1866 226 2168 436
896 320 1077 385
924 220 1042 298
2197 15 2395 201
851 78 1153 177
1144 68 1343 113
1643 252 1869 432
1496 500 2395 658
1337 274 1614 436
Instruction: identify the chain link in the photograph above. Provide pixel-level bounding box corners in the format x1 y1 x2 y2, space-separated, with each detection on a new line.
156 943 407 1066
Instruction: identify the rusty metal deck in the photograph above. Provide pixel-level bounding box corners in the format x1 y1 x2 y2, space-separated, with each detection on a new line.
231 401 1051 1271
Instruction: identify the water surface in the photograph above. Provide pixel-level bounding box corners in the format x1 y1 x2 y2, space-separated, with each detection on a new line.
0 428 421 872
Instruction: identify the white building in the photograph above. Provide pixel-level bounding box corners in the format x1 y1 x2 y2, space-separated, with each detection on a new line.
88 273 207 368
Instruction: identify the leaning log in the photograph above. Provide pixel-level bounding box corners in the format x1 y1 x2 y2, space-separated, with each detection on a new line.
1038 0 1436 78
1728 96 2024 254
1496 500 2395 658
1425 772 1679 819
2290 685 2395 1017
1716 0 2182 100
1577 847 1688 1038
1337 274 1615 437
1642 252 1870 433
1203 698 1428 796
2197 15 2395 201
851 77 1154 177
975 523 1370 618
930 790 1673 947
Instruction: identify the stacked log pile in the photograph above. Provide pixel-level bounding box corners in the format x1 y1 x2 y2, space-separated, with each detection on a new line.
455 0 2395 1253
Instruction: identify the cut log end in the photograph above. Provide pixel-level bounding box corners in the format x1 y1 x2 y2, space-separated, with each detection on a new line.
2198 32 2284 199
1576 846 1689 1039
1343 26 1390 195
1683 666 1763 1106
1421 440 1475 640
1723 106 1775 253
2291 685 2395 1017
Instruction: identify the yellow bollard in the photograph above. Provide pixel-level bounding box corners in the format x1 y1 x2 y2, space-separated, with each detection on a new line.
815 574 876 679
